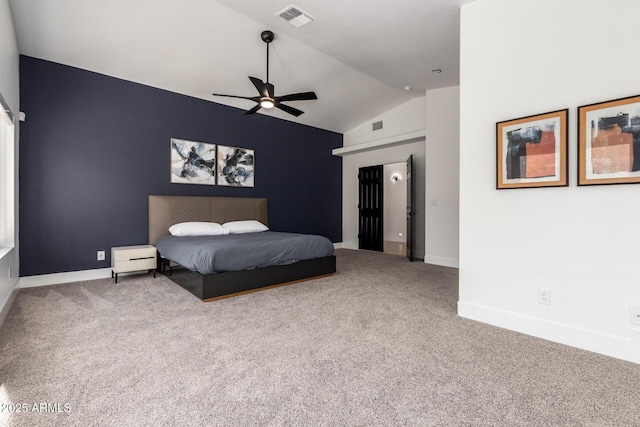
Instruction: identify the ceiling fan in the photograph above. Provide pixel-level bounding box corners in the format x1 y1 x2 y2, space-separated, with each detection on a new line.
212 30 317 117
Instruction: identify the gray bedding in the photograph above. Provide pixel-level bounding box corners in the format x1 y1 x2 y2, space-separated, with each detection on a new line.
155 231 335 275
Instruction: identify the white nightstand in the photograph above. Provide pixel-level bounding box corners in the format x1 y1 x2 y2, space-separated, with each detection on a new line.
111 245 157 283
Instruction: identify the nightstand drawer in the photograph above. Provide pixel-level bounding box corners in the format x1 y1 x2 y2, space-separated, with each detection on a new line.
112 245 156 262
113 258 156 273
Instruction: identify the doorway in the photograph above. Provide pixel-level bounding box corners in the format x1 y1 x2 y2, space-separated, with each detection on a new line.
358 155 414 260
383 162 407 257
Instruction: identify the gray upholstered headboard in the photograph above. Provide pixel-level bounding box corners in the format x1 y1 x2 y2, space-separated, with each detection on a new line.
148 195 268 245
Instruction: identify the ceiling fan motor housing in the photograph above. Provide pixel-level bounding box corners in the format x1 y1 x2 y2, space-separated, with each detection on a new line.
261 30 274 43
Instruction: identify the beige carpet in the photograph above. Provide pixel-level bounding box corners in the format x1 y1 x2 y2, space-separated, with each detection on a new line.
0 249 638 426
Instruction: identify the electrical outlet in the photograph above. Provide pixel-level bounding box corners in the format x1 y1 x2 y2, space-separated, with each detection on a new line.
97 250 106 261
630 306 640 325
537 288 551 305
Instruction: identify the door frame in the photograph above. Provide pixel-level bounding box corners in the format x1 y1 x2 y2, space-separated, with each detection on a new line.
357 158 416 257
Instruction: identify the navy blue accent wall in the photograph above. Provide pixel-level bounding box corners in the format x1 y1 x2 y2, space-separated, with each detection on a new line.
19 56 342 276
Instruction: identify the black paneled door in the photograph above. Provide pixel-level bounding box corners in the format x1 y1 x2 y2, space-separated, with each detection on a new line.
406 155 415 262
358 165 384 252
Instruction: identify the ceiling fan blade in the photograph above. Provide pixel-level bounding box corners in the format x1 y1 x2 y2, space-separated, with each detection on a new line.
248 76 269 98
275 102 304 117
212 93 260 102
266 83 275 99
244 104 262 115
275 91 318 102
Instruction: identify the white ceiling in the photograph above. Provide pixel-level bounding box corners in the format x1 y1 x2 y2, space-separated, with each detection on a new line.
8 0 473 134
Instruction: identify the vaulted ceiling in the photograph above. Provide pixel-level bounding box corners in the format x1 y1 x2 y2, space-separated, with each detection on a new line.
8 0 474 133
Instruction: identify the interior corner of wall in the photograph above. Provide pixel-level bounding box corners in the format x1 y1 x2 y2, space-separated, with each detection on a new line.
0 283 19 328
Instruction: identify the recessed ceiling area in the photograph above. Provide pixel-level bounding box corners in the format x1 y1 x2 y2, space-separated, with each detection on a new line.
8 0 474 133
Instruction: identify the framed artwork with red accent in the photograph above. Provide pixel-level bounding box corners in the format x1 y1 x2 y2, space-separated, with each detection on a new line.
496 109 568 189
578 95 640 186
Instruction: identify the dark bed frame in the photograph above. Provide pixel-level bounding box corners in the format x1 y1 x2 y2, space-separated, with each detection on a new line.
148 195 336 301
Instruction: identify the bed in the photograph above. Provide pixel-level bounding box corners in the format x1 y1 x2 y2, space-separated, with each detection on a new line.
148 195 336 301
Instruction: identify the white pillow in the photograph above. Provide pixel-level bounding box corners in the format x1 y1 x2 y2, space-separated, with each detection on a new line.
222 220 269 234
168 222 229 236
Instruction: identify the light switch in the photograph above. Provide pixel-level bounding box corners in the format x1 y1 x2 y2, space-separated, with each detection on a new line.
630 306 640 325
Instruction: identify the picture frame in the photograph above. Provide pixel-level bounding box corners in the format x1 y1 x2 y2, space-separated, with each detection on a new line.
496 109 568 189
578 94 640 186
170 138 217 185
217 145 255 187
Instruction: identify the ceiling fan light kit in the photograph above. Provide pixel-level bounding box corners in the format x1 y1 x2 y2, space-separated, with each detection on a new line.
212 30 317 117
260 98 274 109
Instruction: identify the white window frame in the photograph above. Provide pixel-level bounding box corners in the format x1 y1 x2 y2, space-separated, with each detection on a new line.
0 92 15 251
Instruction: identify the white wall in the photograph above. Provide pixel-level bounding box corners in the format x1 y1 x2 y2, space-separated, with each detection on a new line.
0 0 18 109
341 91 460 265
344 97 426 147
341 97 426 257
458 0 640 363
425 86 459 267
0 0 20 324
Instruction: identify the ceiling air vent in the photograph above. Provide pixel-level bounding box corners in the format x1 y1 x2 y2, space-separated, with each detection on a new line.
276 5 315 28
372 121 383 131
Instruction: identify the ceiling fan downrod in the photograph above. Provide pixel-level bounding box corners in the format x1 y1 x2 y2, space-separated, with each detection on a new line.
261 30 274 85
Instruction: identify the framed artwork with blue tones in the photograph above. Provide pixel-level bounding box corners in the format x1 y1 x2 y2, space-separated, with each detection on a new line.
217 145 255 187
578 94 640 186
170 138 216 185
496 109 568 189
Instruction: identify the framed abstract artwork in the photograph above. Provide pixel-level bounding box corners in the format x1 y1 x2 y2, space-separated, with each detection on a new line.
578 94 640 186
496 109 568 189
170 138 216 185
217 145 255 187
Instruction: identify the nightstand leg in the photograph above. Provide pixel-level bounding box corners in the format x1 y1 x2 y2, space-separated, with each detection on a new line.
115 273 118 283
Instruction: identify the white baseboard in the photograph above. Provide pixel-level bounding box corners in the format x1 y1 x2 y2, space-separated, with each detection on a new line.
458 301 640 364
341 242 359 250
18 268 112 289
424 255 459 268
0 286 19 327
333 242 344 249
335 243 427 261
